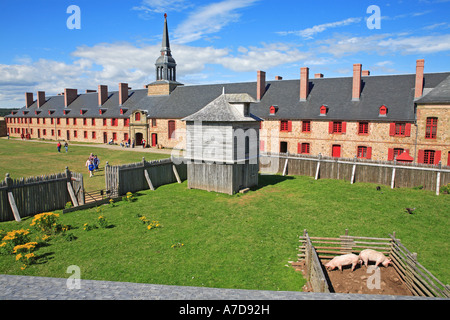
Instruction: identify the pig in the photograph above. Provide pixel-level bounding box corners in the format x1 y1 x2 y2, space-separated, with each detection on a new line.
359 249 392 268
324 254 361 272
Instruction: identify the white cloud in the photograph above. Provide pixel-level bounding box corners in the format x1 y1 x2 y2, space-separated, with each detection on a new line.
173 0 260 43
277 17 363 40
132 0 191 17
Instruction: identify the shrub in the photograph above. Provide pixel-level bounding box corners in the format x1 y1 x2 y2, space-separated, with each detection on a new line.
13 242 38 269
440 183 450 194
98 215 108 228
123 192 135 203
0 229 31 255
30 212 62 235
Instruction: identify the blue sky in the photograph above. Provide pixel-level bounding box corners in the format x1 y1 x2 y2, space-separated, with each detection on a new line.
1 0 450 108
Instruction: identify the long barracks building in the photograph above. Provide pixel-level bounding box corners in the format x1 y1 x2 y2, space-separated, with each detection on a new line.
5 16 450 166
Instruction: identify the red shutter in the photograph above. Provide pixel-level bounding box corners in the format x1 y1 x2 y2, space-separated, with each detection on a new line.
389 123 395 136
405 123 411 137
366 147 372 160
287 121 292 132
388 148 394 161
447 152 450 166
342 122 347 134
418 150 425 164
260 140 265 152
297 143 301 154
434 151 442 165
329 122 333 134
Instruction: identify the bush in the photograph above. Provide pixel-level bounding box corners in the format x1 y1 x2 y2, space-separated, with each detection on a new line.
0 229 31 255
13 242 38 269
440 183 450 194
30 212 62 235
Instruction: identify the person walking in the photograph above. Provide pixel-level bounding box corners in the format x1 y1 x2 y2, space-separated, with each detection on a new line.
64 141 69 152
57 141 61 153
88 160 95 177
94 155 100 171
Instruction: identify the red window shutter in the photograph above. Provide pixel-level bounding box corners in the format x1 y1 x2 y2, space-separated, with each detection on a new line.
405 123 411 137
389 123 395 136
297 143 301 154
287 121 292 132
418 150 425 164
434 151 442 165
342 122 347 134
447 152 450 166
366 147 372 160
260 140 265 152
388 148 394 161
329 122 333 134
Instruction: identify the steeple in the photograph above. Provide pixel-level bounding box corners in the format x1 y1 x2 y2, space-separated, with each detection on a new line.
155 13 177 82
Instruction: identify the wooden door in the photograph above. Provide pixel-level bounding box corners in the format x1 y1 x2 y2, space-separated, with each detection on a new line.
332 145 341 158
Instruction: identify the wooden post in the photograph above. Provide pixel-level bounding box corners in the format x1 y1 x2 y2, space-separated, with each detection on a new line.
282 158 288 176
315 154 321 180
436 161 442 196
391 160 396 189
172 165 182 183
351 156 357 184
144 170 155 191
5 173 21 222
65 167 79 207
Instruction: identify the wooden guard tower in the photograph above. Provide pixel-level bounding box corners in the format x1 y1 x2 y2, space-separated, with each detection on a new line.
182 93 262 195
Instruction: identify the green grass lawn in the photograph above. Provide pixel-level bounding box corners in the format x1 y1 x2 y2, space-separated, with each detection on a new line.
0 139 169 192
0 172 449 291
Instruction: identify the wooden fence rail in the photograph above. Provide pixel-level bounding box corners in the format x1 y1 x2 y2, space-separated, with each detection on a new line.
298 229 450 298
0 167 84 222
261 153 450 195
105 157 187 197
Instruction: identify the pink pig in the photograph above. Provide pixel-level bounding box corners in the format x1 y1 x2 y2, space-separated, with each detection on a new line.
359 249 392 268
324 254 361 272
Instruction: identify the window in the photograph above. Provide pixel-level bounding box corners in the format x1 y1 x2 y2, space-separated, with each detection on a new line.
135 112 141 121
358 122 369 135
113 132 117 141
51 129 55 136
111 118 118 126
424 150 435 165
379 105 387 116
357 146 372 159
43 118 46 125
302 121 311 133
280 141 288 153
425 117 438 139
280 120 292 132
320 105 327 115
168 120 176 139
83 118 87 126
92 131 96 139
124 119 130 127
66 118 69 125
73 118 77 125
388 148 405 161
43 129 46 136
298 143 310 154
103 119 107 126
329 121 346 134
57 118 60 125
269 106 276 115
84 131 88 139
36 118 40 124
74 130 77 138
91 118 95 126
151 119 157 127
390 122 411 137
124 133 129 141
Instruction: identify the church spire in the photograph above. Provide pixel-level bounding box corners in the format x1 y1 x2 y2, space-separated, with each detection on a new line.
155 13 177 82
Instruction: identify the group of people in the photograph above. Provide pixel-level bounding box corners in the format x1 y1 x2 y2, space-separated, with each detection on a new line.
57 141 69 152
85 153 100 177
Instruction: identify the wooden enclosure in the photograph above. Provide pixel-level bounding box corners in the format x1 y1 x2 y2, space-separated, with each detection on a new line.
298 230 450 298
105 157 187 196
261 153 450 194
0 168 84 222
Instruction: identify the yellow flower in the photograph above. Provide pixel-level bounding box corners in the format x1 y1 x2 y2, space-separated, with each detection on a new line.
16 254 22 261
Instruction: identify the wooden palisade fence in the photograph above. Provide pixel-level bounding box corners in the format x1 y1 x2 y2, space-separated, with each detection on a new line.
261 152 450 195
105 157 187 197
298 229 450 298
0 167 84 222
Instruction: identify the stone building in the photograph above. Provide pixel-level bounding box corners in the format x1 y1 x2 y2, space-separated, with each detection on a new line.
4 15 450 166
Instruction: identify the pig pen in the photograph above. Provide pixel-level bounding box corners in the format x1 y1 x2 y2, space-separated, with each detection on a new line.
292 229 450 298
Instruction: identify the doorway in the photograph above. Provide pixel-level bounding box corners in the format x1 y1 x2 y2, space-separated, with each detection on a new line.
103 132 108 144
135 132 143 145
280 141 288 153
151 133 158 147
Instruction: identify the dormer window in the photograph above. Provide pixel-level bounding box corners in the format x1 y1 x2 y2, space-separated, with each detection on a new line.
379 105 387 116
135 112 141 121
320 105 327 116
269 105 277 115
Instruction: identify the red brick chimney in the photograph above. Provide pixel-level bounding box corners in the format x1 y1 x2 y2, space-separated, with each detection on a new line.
37 91 45 108
300 67 309 101
119 83 129 105
415 59 425 99
352 64 362 101
315 73 324 79
275 76 283 80
25 92 33 108
362 70 370 76
257 71 266 101
98 85 108 106
64 88 78 107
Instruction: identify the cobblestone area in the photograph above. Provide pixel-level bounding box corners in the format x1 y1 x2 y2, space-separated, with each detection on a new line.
0 274 437 300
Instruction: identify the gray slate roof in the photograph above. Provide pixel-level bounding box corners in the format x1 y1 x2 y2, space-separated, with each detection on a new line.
7 72 450 122
182 93 260 122
416 74 450 104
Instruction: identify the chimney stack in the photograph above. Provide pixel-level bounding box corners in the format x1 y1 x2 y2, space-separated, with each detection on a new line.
25 92 33 108
37 91 45 108
257 71 266 101
300 67 309 101
352 64 362 101
315 73 324 79
275 76 283 81
415 59 425 99
362 70 370 76
119 83 129 105
98 85 108 106
64 88 78 107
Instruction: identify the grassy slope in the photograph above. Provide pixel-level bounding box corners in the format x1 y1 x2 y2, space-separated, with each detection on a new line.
0 173 448 291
